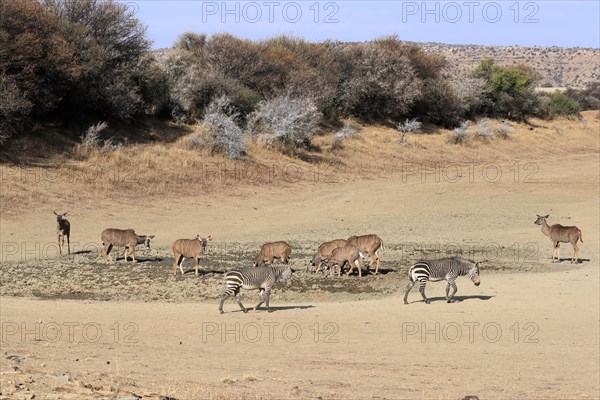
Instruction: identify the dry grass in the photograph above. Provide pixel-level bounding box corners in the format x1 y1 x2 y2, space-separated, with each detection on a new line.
1 112 598 218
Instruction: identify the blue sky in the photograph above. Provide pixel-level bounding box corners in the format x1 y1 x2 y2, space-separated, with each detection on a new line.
123 1 600 49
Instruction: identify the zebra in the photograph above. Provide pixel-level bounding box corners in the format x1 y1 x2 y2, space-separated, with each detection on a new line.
403 256 482 304
219 265 293 314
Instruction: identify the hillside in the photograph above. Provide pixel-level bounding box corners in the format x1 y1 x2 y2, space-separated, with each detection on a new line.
416 42 600 88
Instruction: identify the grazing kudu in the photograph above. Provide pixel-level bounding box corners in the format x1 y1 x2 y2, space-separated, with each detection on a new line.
346 234 383 274
253 241 292 267
534 214 583 263
53 211 70 255
172 234 213 276
309 239 347 273
326 245 364 277
101 228 154 262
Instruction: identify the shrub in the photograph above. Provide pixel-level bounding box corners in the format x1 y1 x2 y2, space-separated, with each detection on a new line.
174 32 207 53
564 82 600 110
336 38 421 119
331 122 358 150
397 118 422 133
0 73 32 143
473 58 541 121
0 0 76 118
202 96 247 159
169 60 260 122
496 121 513 139
248 95 321 153
449 121 472 144
46 0 152 119
545 91 581 118
476 118 495 140
80 121 109 149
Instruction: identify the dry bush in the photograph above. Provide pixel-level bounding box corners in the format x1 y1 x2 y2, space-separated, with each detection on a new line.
202 96 247 159
0 73 32 143
80 122 109 149
165 47 259 122
449 121 472 144
496 121 513 139
331 122 359 150
44 0 151 119
397 118 422 133
475 118 495 140
336 39 421 119
565 81 600 110
0 0 77 117
248 95 321 153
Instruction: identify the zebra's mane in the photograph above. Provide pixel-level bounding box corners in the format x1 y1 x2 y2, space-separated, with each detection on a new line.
415 256 477 265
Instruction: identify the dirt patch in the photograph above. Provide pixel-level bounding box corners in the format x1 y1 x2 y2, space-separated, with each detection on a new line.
0 242 581 304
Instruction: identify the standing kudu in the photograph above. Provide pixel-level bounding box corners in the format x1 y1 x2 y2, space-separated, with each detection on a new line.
54 211 70 255
534 214 583 263
172 234 213 276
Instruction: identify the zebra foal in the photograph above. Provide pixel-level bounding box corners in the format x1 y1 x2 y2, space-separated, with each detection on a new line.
219 265 293 314
403 256 482 304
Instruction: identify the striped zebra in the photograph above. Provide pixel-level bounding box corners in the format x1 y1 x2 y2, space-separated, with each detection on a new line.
219 265 293 314
403 256 482 304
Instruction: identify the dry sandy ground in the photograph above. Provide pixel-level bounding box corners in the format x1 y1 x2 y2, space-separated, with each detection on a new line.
1 153 599 399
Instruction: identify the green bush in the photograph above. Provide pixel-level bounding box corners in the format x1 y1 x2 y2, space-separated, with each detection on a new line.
473 58 541 121
545 91 581 117
564 82 600 110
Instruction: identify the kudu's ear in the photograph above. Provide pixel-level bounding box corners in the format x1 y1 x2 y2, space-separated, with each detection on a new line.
53 210 58 216
149 235 155 239
63 213 67 217
207 235 213 241
544 215 549 218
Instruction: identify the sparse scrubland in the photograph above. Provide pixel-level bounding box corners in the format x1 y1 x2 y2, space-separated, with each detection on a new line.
1 0 598 153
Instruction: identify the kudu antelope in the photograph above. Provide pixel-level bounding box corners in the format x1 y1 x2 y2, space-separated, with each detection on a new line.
101 228 154 262
534 214 583 263
326 244 364 277
53 211 70 255
309 239 347 273
172 234 213 276
346 234 383 274
253 241 292 267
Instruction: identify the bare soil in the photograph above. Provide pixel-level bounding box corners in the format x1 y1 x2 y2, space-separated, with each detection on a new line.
1 132 599 399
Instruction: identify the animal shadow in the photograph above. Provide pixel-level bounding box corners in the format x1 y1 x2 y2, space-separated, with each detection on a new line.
70 250 93 255
180 269 226 276
252 305 315 313
557 258 590 264
410 295 494 304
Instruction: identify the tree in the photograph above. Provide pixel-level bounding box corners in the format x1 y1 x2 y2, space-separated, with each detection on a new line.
473 59 541 121
44 0 151 119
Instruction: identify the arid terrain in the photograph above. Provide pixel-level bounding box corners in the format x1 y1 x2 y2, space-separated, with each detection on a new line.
1 114 599 399
418 42 600 87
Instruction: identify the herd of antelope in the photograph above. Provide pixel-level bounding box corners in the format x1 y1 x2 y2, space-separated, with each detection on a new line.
53 211 584 307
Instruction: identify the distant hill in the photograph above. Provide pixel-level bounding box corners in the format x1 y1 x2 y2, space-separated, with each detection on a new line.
416 42 600 88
